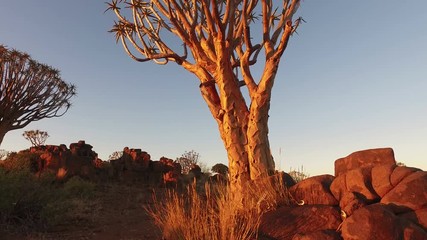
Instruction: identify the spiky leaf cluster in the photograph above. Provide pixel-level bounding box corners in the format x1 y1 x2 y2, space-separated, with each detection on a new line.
107 0 302 69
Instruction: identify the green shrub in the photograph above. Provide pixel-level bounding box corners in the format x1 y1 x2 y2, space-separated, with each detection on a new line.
63 176 96 199
0 168 64 228
0 161 96 230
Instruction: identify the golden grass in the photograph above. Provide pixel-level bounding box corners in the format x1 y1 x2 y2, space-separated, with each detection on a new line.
147 173 292 240
56 168 68 180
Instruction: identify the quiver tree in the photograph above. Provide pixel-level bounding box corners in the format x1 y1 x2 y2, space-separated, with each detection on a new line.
0 45 76 146
108 0 302 191
23 130 49 147
175 150 200 174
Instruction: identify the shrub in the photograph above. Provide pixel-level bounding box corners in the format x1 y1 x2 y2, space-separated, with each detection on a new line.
148 174 291 240
0 155 96 230
0 149 11 160
1 151 39 173
288 166 310 183
211 163 229 176
0 168 65 228
63 176 96 199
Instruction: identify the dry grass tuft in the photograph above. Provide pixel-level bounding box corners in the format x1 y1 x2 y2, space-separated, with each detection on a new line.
147 174 291 240
56 168 68 180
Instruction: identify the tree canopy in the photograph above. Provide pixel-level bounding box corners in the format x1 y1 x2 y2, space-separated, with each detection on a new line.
22 130 50 147
0 45 76 146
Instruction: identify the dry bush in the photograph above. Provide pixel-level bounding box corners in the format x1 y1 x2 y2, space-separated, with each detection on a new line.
147 174 291 240
289 166 310 183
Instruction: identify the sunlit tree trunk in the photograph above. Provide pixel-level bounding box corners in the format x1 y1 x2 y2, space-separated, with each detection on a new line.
198 54 276 190
108 0 302 193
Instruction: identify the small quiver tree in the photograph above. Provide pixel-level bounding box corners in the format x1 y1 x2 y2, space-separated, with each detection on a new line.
108 0 302 192
22 130 49 147
108 150 124 161
0 45 76 147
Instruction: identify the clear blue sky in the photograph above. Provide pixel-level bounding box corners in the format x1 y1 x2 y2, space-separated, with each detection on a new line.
1 1 426 175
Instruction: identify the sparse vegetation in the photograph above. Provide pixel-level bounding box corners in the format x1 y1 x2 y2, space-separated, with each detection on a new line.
288 166 310 183
0 152 97 232
396 161 406 167
0 149 10 160
148 174 292 240
108 150 123 161
62 176 96 199
1 151 39 172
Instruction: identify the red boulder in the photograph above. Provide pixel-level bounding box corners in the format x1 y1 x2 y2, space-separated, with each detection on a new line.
290 174 338 205
259 205 341 240
334 148 395 177
381 171 427 213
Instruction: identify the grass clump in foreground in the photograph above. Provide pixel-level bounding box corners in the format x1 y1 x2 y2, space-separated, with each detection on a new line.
148 173 292 240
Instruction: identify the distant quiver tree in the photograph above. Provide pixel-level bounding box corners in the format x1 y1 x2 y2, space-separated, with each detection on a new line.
109 150 124 161
108 0 302 191
23 130 49 147
0 45 76 147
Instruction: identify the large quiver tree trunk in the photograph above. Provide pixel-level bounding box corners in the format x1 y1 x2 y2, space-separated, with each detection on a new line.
108 0 302 192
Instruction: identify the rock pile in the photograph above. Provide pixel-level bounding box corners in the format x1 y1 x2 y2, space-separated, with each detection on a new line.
27 143 187 186
30 140 102 179
260 148 427 240
108 148 183 186
29 141 211 189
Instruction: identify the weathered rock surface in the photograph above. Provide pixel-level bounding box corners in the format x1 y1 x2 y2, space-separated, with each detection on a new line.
263 148 426 239
259 205 341 240
334 148 395 176
400 208 427 230
290 174 338 205
339 167 379 201
401 221 427 240
341 204 427 240
292 230 342 240
371 163 396 197
381 171 427 213
390 166 422 187
338 192 367 216
330 167 378 216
